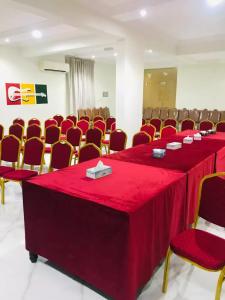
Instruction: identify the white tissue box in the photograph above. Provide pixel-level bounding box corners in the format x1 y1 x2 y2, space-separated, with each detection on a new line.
86 164 112 179
152 149 166 158
183 136 193 144
166 142 182 150
194 133 202 141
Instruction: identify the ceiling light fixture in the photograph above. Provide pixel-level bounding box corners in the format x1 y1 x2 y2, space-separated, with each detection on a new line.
140 9 147 17
207 0 224 6
32 30 42 39
91 55 95 59
114 52 118 57
147 49 153 53
5 38 10 43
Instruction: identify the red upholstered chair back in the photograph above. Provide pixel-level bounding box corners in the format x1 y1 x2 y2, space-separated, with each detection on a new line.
13 118 25 127
45 125 61 145
140 124 156 140
111 122 116 132
0 124 4 140
181 119 195 131
26 124 42 140
53 114 64 126
61 119 74 135
66 115 77 126
94 120 106 136
164 118 177 128
28 118 41 126
9 124 24 141
80 116 90 122
0 135 21 165
197 173 225 228
106 117 116 131
77 119 89 135
132 132 151 147
22 137 44 172
93 115 104 122
66 127 82 148
161 126 177 139
142 119 146 125
199 120 214 131
109 129 127 152
45 118 57 129
216 121 225 132
86 128 102 148
78 143 101 163
150 118 162 132
49 141 73 171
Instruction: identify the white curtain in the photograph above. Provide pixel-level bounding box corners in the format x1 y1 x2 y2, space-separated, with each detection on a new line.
65 56 95 114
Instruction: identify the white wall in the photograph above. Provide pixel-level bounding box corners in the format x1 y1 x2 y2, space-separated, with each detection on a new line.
0 46 66 131
176 63 225 110
94 62 116 116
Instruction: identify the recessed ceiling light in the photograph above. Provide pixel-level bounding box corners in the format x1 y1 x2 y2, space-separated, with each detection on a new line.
5 38 10 43
207 0 224 6
32 30 42 39
114 52 118 57
147 49 153 53
140 9 147 17
91 55 95 59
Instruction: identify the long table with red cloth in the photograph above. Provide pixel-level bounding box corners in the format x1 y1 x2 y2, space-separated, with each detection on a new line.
22 158 187 300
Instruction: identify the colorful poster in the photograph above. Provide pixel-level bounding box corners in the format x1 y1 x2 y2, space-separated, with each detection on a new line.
5 83 48 106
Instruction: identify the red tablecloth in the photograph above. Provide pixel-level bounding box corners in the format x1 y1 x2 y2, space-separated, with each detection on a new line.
22 158 187 300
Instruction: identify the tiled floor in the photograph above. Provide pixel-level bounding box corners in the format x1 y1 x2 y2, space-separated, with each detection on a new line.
0 179 224 300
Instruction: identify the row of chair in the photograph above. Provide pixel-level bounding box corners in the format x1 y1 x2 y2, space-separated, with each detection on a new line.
77 106 110 120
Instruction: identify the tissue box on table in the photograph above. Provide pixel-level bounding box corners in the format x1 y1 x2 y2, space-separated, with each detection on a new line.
166 142 182 150
152 149 166 158
194 133 202 141
86 160 112 179
183 136 193 144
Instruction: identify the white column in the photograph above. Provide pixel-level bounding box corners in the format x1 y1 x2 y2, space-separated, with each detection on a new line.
115 38 144 147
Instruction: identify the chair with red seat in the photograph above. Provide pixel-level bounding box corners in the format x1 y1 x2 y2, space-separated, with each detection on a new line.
53 114 64 126
66 127 82 162
80 115 90 122
44 118 57 129
1 137 44 204
61 119 74 135
26 124 42 140
48 141 73 171
106 117 116 133
86 128 102 149
140 124 156 140
0 124 4 140
28 118 41 126
164 118 177 128
13 118 25 127
108 129 127 154
66 115 77 126
132 131 151 147
150 118 162 132
77 119 89 135
93 115 104 122
181 118 195 131
162 172 225 300
160 126 177 139
44 125 61 154
200 120 214 131
94 120 106 137
9 123 24 141
78 143 101 163
111 122 116 132
216 121 225 132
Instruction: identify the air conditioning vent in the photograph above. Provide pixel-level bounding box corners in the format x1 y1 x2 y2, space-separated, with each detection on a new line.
39 61 70 73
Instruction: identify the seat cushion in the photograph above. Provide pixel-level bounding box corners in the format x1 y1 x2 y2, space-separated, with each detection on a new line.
44 146 51 153
0 166 15 176
171 229 225 270
102 140 109 145
3 170 38 181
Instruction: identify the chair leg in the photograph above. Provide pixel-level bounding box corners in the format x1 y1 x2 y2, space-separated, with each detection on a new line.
215 267 225 300
1 179 5 205
162 248 173 293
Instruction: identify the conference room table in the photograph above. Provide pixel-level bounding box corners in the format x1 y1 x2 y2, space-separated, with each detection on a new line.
22 158 187 300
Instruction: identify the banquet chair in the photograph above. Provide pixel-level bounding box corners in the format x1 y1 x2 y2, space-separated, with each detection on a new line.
92 108 99 119
199 120 214 131
160 126 177 139
77 119 89 135
13 118 25 127
199 109 210 123
132 132 151 147
189 109 200 124
66 127 82 162
0 124 4 140
210 110 221 125
9 123 24 141
86 128 102 149
181 119 195 131
25 124 42 140
94 120 106 137
53 114 64 126
86 108 92 121
1 137 45 205
103 107 110 120
178 108 189 123
162 172 225 300
168 108 178 120
28 118 41 126
111 122 116 132
143 107 152 120
108 129 127 154
77 109 85 120
160 108 169 121
48 141 73 171
220 111 225 122
106 117 116 133
78 143 102 163
44 118 57 129
66 115 77 126
80 116 90 122
93 115 104 122
140 124 156 140
44 125 61 153
216 121 225 132
164 118 177 128
61 119 74 135
151 107 161 119
150 118 162 133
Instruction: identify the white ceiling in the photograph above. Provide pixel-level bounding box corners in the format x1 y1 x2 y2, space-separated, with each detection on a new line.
1 0 225 66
